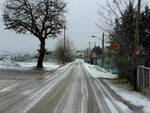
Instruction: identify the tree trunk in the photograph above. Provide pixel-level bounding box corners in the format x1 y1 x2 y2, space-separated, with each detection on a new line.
37 39 46 69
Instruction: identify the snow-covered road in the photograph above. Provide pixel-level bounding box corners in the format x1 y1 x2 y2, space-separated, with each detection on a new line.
0 60 141 113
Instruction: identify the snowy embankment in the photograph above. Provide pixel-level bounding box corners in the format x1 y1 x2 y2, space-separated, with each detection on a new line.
0 59 20 68
17 62 59 71
84 63 150 113
0 59 59 71
84 63 118 79
105 80 150 113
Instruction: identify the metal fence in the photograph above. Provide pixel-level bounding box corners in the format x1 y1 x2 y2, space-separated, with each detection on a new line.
97 60 115 71
137 66 150 94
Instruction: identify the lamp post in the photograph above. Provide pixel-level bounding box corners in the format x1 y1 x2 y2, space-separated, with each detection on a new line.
63 25 66 63
92 33 105 67
88 42 91 58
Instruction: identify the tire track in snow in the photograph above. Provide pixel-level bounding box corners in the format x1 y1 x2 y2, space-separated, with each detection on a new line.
0 62 75 113
82 63 134 113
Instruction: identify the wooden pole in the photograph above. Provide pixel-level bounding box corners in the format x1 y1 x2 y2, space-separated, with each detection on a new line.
135 0 141 49
102 33 105 67
64 25 66 63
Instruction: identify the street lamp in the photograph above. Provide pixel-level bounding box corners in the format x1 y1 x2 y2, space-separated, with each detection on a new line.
91 33 105 67
63 25 66 63
92 35 102 41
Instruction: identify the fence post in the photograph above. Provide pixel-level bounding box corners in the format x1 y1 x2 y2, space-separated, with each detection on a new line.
149 69 150 89
137 66 139 90
142 67 144 93
143 67 145 94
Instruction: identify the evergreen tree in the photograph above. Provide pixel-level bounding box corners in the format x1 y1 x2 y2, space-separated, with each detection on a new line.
140 5 150 48
140 5 150 66
110 2 136 81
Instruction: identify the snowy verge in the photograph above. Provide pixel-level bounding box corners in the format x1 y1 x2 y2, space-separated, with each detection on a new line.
105 80 150 113
0 59 60 71
0 59 20 68
17 61 59 71
83 63 118 79
83 62 150 113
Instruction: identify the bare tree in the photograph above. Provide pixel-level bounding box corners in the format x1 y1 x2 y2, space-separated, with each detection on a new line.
54 38 74 62
3 0 66 68
97 0 136 34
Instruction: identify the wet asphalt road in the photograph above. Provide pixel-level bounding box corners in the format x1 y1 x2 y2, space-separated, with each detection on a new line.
0 60 141 113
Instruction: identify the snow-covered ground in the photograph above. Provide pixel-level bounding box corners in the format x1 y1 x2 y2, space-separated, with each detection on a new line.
0 59 20 68
105 80 150 113
84 63 118 79
17 61 59 71
84 62 150 113
0 58 59 71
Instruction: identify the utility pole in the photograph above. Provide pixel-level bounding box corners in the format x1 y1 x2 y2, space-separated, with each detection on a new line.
135 0 141 50
88 42 91 50
67 40 69 50
134 0 141 90
91 34 105 66
88 42 91 58
64 25 66 63
102 33 105 67
94 41 97 47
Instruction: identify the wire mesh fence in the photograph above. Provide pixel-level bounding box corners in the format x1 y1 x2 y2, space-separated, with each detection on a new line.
97 60 115 71
137 66 150 94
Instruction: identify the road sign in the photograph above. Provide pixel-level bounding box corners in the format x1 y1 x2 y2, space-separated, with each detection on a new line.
134 48 140 56
92 51 96 57
112 43 119 50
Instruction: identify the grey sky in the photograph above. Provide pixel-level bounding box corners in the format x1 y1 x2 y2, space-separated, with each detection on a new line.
0 0 149 53
0 0 106 53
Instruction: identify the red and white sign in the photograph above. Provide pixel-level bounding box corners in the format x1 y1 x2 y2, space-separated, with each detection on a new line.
112 43 119 50
92 51 96 57
134 40 140 56
134 48 140 56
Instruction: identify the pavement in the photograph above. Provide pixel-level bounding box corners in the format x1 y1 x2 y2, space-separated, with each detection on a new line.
0 60 142 113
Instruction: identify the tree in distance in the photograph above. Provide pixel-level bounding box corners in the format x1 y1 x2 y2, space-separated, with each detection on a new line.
54 38 74 63
3 0 66 69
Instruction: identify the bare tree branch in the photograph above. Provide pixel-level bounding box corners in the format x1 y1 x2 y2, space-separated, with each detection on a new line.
3 0 67 68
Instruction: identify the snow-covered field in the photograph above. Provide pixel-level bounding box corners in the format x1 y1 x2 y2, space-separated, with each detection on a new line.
84 63 118 79
17 61 59 71
0 59 20 68
0 58 59 71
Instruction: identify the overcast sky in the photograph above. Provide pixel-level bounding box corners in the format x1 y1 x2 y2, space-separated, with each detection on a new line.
0 0 149 53
0 0 106 53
